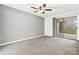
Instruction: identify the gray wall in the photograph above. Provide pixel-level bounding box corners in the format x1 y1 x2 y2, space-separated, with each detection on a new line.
0 4 44 44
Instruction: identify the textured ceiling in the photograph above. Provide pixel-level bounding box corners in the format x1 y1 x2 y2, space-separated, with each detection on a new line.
4 4 79 17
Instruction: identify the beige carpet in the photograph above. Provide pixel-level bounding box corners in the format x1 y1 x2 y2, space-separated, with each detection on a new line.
0 36 78 55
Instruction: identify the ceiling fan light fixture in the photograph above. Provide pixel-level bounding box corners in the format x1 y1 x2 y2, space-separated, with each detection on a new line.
31 4 52 14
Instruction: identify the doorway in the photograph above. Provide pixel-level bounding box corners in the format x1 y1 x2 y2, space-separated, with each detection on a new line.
53 16 77 40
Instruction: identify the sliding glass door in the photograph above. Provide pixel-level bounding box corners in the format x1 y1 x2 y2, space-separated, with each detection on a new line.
54 16 77 40
63 16 77 39
56 18 64 38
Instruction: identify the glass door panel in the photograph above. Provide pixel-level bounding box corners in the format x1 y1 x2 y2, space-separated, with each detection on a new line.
63 16 77 39
55 16 77 40
56 18 64 38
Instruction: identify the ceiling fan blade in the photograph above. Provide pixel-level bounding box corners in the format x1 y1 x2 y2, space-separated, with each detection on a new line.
34 11 38 13
44 9 52 11
31 7 37 9
42 4 46 8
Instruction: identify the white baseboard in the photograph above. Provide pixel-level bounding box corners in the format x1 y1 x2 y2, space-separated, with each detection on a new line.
0 35 43 46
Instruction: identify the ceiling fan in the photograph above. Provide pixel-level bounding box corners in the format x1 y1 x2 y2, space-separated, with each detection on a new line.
31 4 52 14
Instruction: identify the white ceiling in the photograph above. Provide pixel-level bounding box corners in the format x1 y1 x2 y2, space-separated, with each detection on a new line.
4 4 79 17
